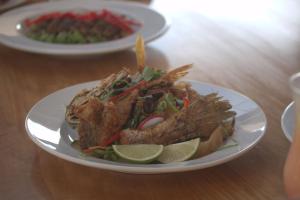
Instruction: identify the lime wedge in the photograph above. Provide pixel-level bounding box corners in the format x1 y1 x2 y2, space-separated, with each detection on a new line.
112 144 163 164
157 138 200 164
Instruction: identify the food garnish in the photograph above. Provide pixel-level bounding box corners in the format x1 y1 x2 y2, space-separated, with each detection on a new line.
22 9 141 44
65 36 236 163
157 138 200 164
112 144 163 164
138 115 164 129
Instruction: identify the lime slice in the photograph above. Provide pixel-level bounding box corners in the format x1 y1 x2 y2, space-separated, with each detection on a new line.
112 144 163 164
157 138 200 164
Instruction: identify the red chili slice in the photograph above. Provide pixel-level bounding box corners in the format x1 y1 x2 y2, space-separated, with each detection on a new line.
83 145 106 153
183 97 190 108
102 132 122 146
110 80 147 102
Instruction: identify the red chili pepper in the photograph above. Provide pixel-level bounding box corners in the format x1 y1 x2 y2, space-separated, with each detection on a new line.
28 12 61 26
88 11 97 19
102 132 122 146
83 145 106 153
110 80 146 102
76 14 86 21
31 15 47 25
61 12 76 19
24 19 32 27
112 17 133 33
80 13 91 21
183 97 190 108
102 10 134 33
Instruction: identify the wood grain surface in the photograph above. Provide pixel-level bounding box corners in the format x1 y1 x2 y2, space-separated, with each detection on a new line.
0 0 299 199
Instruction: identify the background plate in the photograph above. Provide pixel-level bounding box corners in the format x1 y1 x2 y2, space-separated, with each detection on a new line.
281 102 294 142
0 0 169 55
25 80 267 174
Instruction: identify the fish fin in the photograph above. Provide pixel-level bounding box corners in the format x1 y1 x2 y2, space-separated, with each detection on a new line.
164 64 193 82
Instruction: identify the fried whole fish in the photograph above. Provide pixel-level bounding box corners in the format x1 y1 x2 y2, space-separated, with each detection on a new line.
120 91 236 145
64 35 237 163
65 64 193 149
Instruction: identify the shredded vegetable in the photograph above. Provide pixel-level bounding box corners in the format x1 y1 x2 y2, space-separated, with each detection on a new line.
22 9 141 44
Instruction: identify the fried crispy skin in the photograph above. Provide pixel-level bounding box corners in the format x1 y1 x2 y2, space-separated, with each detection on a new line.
74 90 138 148
75 98 103 149
196 121 234 157
65 69 130 127
66 65 236 151
120 92 236 145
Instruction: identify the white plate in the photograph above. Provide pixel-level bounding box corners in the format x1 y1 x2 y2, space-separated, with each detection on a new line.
25 80 267 174
0 0 168 55
281 102 294 142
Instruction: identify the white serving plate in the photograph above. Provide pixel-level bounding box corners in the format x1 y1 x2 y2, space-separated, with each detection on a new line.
25 80 267 174
0 0 169 55
281 102 294 142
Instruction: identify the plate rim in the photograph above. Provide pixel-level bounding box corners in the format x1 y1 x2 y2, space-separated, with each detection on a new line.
25 80 267 174
281 101 294 142
0 0 170 55
0 0 25 11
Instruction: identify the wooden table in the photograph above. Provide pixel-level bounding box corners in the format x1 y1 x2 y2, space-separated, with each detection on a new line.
0 0 298 199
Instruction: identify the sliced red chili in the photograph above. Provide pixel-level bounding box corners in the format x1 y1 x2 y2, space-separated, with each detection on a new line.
109 80 147 102
183 97 190 108
83 145 106 153
102 132 122 146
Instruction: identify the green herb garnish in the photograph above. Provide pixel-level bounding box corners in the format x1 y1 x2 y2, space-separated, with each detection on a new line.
156 100 167 113
142 66 163 81
165 93 179 112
